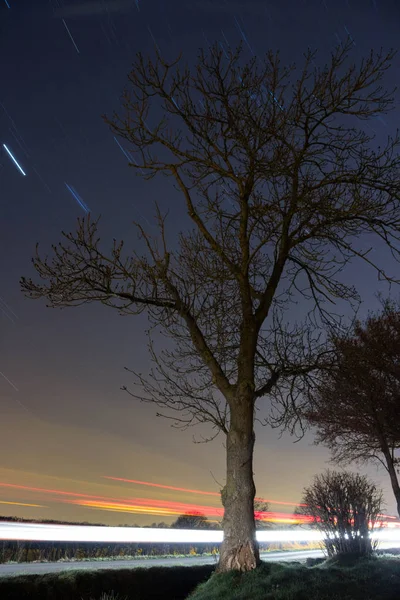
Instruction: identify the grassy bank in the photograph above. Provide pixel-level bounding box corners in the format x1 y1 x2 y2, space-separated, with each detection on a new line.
2 554 399 599
0 564 214 600
189 556 400 600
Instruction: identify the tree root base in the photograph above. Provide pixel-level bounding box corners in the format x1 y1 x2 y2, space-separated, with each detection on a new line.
217 541 260 573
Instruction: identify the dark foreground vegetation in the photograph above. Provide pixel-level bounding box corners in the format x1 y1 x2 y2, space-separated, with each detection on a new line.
1 555 400 600
0 564 214 600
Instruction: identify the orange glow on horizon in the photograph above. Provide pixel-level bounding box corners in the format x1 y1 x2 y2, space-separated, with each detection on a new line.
103 476 307 507
70 498 314 524
0 480 309 516
3 478 394 525
0 480 312 523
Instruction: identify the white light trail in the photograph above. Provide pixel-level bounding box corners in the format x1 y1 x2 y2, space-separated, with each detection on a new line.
0 522 400 545
62 19 80 54
64 182 90 213
3 144 26 176
0 371 19 392
114 136 132 161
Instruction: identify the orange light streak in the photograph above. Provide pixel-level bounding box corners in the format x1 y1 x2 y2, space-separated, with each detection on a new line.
103 476 307 507
70 498 224 517
70 498 313 524
75 501 187 517
69 496 313 522
2 479 394 524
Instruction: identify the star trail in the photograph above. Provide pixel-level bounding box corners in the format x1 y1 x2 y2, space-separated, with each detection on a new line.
3 144 26 176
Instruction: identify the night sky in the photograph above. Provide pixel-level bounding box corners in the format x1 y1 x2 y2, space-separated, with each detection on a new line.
1 0 400 525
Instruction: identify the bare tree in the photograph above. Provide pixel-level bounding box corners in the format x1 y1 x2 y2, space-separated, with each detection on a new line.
298 470 383 557
304 300 400 517
20 41 400 571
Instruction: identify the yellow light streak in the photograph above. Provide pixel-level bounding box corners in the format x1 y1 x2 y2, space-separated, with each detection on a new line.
0 500 46 508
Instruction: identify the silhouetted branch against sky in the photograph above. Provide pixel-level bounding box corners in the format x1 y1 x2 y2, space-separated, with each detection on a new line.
21 40 400 433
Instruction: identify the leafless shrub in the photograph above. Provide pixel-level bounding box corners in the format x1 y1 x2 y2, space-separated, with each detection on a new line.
298 470 384 557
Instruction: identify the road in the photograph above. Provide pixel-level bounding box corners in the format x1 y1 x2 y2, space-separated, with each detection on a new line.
0 549 323 576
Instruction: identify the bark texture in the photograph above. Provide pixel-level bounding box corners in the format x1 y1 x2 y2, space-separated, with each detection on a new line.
218 400 260 572
382 446 400 518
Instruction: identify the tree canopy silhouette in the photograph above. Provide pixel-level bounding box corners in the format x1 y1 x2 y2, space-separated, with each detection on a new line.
171 511 215 529
304 300 400 517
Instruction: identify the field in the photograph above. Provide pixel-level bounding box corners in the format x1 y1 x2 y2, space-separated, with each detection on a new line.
0 536 321 563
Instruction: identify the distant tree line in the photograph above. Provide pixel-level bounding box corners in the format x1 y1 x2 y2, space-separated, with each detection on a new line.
0 516 109 527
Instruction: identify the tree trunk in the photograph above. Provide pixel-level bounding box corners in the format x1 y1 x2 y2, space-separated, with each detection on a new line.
382 446 400 518
218 398 260 572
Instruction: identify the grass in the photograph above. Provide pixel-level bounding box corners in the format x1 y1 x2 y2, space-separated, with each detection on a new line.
0 564 214 600
188 555 400 600
9 547 314 565
90 594 127 600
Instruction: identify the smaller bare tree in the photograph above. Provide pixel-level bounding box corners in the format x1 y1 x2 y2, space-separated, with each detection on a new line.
298 470 383 557
304 301 400 517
